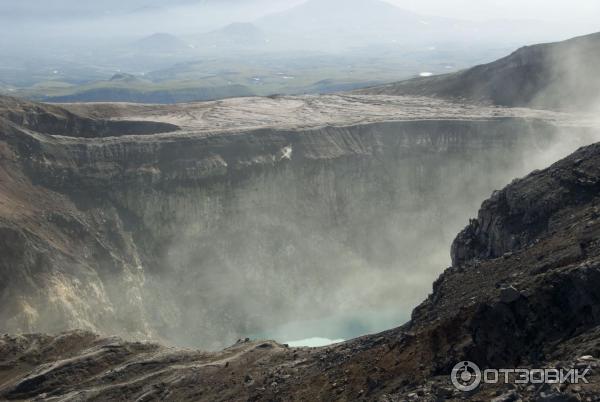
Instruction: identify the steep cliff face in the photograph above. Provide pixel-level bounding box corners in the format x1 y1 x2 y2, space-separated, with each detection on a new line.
0 118 153 340
451 145 600 265
0 95 597 350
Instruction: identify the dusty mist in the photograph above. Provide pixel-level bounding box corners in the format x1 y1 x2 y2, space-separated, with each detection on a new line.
103 119 600 350
57 44 600 350
528 32 600 112
2 99 600 351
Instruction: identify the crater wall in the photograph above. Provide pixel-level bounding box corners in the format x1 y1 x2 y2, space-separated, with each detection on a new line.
1 114 598 349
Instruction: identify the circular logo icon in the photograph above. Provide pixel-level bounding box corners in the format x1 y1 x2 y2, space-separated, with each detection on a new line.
451 361 482 392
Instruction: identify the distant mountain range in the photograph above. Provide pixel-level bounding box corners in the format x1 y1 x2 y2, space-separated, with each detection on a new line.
257 0 456 47
138 0 576 54
359 32 600 111
1 0 594 105
254 0 567 50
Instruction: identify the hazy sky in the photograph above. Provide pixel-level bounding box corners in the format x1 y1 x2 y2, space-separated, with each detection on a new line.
2 0 599 24
0 0 596 52
385 0 600 23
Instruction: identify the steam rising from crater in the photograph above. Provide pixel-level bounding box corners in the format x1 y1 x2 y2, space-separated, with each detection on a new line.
127 120 600 350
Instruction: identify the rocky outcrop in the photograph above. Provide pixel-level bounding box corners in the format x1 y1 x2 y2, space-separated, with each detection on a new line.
451 143 600 265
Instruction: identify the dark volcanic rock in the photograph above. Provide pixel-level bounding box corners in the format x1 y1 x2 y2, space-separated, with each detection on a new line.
451 143 600 265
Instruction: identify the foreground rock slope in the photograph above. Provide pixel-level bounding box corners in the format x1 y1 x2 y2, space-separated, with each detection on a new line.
2 136 600 401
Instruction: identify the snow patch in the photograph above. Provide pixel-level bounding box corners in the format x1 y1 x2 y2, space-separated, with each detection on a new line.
279 145 293 160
